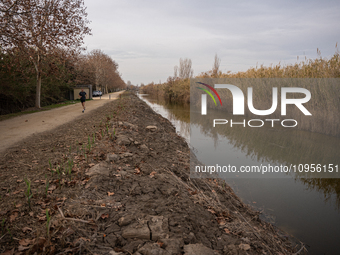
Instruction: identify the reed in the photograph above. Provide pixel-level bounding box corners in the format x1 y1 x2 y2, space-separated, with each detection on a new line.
141 78 190 104
191 77 340 137
142 49 339 102
142 49 340 136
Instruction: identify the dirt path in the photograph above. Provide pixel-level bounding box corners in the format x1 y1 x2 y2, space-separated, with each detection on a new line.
0 91 124 154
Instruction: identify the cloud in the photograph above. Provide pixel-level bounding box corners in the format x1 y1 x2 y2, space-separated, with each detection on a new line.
83 0 340 85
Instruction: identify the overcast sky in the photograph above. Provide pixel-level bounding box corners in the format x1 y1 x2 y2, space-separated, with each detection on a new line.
83 0 340 85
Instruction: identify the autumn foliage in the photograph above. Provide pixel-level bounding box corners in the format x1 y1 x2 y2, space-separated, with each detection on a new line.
0 0 126 114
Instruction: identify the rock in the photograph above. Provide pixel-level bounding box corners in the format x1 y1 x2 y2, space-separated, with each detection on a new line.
118 215 135 226
215 235 230 250
134 141 140 145
121 152 133 158
137 243 170 255
109 251 123 255
183 243 220 255
105 233 117 247
183 232 196 244
146 126 157 132
239 243 251 251
105 223 120 234
120 170 128 177
147 216 169 241
122 221 150 240
116 135 131 146
106 153 120 162
125 122 138 130
122 240 144 254
160 238 184 255
240 237 250 243
85 162 110 177
226 244 238 255
118 121 138 130
140 144 149 152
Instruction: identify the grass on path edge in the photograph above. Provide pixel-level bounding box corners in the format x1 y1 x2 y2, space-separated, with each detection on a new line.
0 99 93 122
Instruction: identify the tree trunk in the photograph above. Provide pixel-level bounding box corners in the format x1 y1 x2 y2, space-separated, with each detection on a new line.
35 71 41 108
35 54 41 108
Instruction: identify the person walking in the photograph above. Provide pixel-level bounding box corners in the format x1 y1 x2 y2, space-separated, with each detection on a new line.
79 89 87 113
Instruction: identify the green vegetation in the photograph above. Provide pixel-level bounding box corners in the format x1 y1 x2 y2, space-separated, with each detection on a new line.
0 100 78 121
7 228 12 242
56 165 61 180
48 159 52 170
45 178 49 197
24 178 33 210
46 209 51 237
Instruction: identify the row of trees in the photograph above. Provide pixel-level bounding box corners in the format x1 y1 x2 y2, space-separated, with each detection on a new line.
0 0 125 114
75 50 125 94
0 47 126 114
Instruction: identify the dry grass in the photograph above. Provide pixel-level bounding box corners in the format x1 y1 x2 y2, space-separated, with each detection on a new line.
142 50 340 100
141 49 340 136
200 48 340 79
191 77 340 137
141 78 190 104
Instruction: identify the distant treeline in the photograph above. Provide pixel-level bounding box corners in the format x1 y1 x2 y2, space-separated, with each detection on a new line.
0 48 126 115
141 49 340 104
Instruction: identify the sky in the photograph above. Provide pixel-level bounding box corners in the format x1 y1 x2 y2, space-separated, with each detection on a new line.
83 0 340 85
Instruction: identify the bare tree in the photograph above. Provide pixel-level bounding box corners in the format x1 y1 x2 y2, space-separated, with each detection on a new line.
212 54 221 77
174 65 178 78
178 58 193 79
0 0 91 108
86 49 122 93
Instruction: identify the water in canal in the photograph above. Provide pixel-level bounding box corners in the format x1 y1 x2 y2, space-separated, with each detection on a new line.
139 94 340 255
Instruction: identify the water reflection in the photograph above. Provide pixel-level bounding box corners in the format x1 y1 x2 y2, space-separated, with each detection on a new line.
140 94 340 206
191 78 340 137
140 94 340 254
139 94 190 142
190 108 340 179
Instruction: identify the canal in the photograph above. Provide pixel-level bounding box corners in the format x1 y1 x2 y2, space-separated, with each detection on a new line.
139 93 340 255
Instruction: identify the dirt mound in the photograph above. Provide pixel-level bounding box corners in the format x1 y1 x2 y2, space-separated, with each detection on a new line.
0 92 300 254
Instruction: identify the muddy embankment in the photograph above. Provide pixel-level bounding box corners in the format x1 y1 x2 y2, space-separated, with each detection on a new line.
0 92 302 254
